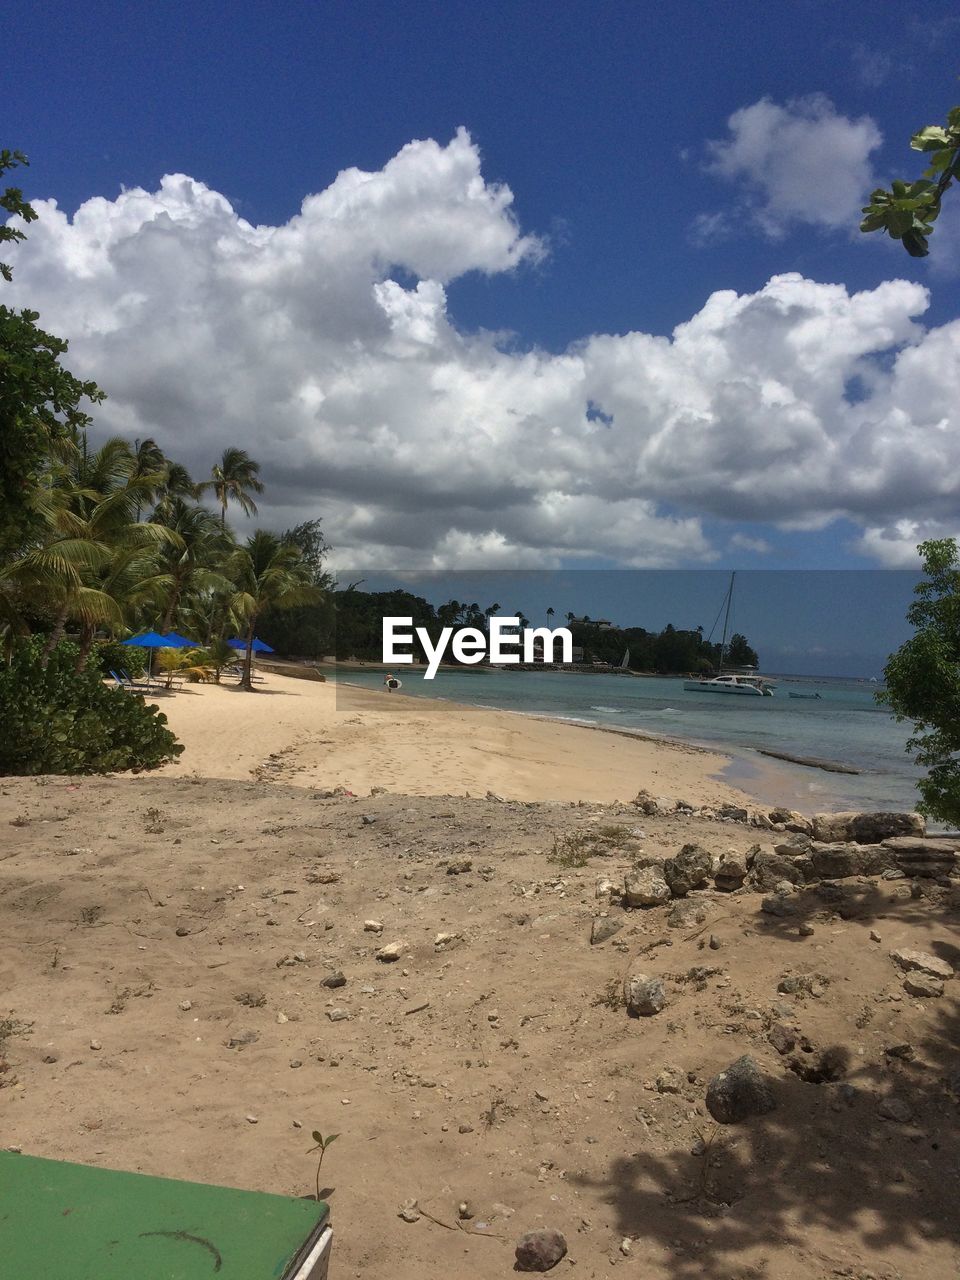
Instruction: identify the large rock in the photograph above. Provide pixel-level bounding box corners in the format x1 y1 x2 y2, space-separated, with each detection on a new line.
633 790 673 816
706 1055 776 1124
749 851 806 891
624 865 670 908
769 808 813 835
624 973 666 1016
515 1229 568 1272
663 844 713 897
809 843 894 880
812 811 925 844
714 854 748 892
590 916 622 945
883 837 959 879
890 949 954 981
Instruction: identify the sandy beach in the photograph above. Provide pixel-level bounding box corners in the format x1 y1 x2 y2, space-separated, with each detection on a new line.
2 671 958 1280
152 671 757 808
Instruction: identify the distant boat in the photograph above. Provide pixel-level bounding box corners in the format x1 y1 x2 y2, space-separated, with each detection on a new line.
619 648 630 669
788 691 822 700
683 572 775 697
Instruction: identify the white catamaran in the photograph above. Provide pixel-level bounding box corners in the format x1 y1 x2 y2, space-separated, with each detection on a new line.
683 573 775 697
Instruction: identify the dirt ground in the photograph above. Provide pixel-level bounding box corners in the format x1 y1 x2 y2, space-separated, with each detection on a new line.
2 774 958 1279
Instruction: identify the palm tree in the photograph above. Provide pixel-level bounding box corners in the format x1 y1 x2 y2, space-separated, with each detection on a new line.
200 447 264 528
131 437 167 520
145 499 233 633
227 531 320 690
546 606 555 626
10 435 178 666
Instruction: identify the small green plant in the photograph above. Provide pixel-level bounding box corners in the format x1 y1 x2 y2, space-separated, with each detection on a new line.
547 831 593 868
306 1130 339 1202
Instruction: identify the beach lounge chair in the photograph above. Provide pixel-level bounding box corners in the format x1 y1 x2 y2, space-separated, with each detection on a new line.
110 669 152 692
0 1150 333 1278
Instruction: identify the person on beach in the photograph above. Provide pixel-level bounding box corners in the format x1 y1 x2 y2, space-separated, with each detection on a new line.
384 672 400 692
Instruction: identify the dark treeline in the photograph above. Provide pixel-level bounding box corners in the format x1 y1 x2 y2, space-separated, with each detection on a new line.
261 592 760 674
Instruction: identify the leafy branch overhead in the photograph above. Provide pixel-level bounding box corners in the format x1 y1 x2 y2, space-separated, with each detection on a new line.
860 106 960 257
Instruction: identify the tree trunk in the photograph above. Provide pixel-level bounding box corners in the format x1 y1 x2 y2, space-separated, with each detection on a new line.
40 603 70 668
240 619 256 691
75 624 96 673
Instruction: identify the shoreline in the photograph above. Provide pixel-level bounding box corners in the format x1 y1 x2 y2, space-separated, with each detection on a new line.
333 677 865 815
140 667 874 816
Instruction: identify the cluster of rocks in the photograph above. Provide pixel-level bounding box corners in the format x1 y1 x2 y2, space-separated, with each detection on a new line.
597 813 957 937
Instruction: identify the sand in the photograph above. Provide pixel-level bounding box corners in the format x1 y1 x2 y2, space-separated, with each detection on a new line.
2 673 957 1279
151 670 756 808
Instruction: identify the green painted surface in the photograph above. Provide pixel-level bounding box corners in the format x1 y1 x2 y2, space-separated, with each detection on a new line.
0 1152 329 1278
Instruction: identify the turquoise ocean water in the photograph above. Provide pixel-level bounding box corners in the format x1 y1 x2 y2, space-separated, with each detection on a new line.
338 668 928 818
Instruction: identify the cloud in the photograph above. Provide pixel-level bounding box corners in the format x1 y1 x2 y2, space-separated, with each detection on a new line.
704 95 883 238
6 130 960 569
729 534 771 555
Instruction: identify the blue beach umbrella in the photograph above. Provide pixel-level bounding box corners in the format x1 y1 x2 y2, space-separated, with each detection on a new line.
122 630 197 681
226 636 274 653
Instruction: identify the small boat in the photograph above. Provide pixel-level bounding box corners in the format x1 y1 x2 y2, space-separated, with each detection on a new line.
684 572 775 697
788 691 821 700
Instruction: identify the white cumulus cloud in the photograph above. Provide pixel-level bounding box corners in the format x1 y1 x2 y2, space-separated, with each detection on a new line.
5 128 960 570
704 95 883 238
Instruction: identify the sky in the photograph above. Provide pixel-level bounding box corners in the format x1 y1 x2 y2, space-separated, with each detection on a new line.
5 1 960 588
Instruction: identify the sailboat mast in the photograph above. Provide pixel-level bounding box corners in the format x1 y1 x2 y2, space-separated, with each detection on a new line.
718 571 735 675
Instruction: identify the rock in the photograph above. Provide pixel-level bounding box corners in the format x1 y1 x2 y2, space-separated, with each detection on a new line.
446 856 473 875
750 851 805 891
633 790 672 816
877 1096 913 1123
226 1029 259 1049
590 916 623 945
709 934 721 950
718 804 749 823
326 1008 350 1022
798 922 815 937
515 1228 568 1272
398 1198 421 1223
812 811 924 844
321 971 346 988
595 876 619 901
361 814 378 825
656 1066 684 1094
714 854 747 892
706 1055 776 1124
883 836 958 878
769 808 813 835
624 973 666 1016
175 926 190 937
376 941 405 962
434 931 460 948
306 870 341 884
668 900 707 928
363 919 383 933
890 949 954 980
663 844 713 897
624 865 670 908
458 1201 473 1220
89 1039 102 1051
178 999 193 1011
762 890 798 917
903 974 944 998
773 835 813 858
768 1023 796 1055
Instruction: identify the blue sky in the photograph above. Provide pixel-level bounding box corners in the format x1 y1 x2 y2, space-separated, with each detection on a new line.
6 1 960 582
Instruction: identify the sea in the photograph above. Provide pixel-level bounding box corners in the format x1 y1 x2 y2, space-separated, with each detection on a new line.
338 668 932 821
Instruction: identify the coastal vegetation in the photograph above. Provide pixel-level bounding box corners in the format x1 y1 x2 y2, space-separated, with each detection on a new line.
880 538 960 826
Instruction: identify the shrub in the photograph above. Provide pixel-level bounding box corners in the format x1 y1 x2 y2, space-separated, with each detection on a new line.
0 638 183 775
94 639 147 679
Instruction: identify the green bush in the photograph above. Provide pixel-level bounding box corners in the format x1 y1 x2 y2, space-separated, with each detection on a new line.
94 639 147 678
0 638 183 775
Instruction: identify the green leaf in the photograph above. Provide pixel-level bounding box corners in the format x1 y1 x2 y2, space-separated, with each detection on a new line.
911 125 952 151
322 1133 340 1147
311 1130 323 1144
859 213 887 233
887 207 914 237
901 229 930 258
